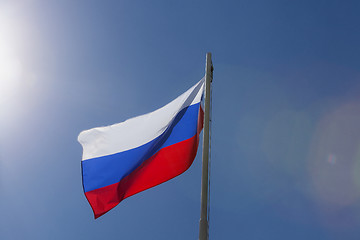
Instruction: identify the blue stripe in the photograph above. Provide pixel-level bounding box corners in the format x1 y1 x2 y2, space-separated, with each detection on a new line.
82 103 200 193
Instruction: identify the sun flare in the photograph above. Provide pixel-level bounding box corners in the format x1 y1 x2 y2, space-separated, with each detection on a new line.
0 4 24 104
0 50 23 102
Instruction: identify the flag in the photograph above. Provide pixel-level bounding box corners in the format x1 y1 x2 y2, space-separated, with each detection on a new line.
78 78 205 218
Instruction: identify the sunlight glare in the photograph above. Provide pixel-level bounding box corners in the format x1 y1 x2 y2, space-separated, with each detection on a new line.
0 49 23 103
0 5 24 104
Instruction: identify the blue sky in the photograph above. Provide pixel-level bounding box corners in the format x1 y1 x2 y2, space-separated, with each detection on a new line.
1 0 360 239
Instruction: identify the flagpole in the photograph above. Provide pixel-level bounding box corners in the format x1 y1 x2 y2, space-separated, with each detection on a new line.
199 52 213 240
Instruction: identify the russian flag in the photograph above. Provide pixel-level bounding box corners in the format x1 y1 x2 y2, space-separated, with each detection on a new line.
78 78 205 218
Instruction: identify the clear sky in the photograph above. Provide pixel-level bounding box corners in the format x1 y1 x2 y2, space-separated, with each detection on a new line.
1 0 360 239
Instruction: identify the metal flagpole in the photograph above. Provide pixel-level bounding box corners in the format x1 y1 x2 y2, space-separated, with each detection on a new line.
199 52 213 240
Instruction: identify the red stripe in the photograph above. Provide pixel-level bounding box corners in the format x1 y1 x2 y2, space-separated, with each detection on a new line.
85 106 204 218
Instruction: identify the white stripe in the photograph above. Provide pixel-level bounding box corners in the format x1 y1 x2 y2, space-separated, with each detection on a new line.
78 78 205 161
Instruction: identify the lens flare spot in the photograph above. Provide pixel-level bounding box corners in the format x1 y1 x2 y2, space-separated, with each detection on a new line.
327 153 337 165
307 100 360 230
309 101 360 206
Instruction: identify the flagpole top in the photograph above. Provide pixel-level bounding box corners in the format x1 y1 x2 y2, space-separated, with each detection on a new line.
199 52 213 240
205 53 213 82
